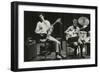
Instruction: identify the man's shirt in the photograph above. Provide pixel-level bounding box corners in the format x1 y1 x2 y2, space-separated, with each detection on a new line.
65 25 80 37
35 20 50 34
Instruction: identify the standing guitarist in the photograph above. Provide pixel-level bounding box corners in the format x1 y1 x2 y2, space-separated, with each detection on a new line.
35 14 63 59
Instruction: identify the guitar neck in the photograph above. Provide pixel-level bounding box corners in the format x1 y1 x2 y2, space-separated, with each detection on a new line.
52 21 57 26
47 21 57 35
80 25 88 31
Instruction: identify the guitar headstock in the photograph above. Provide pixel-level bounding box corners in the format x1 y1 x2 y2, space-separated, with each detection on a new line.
55 18 62 24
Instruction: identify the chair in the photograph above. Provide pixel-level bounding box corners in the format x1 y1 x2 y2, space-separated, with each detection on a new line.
36 38 48 59
66 37 79 57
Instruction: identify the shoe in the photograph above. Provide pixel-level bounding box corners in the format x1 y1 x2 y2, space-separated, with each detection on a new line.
56 52 65 59
81 55 85 58
55 55 62 60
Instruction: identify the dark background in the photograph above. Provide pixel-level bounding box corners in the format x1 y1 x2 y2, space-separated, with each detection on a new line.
24 11 90 61
24 11 90 40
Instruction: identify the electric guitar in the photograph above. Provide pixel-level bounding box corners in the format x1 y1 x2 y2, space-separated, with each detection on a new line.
65 25 88 40
37 18 62 41
47 18 62 36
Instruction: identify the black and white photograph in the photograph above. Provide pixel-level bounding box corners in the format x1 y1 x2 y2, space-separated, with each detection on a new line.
11 2 97 71
24 11 90 62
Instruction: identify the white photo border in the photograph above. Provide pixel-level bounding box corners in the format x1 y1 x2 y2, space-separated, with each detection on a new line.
18 4 96 69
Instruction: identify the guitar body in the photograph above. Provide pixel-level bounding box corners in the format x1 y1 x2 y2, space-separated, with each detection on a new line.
65 25 88 40
47 26 54 35
65 30 78 40
35 18 62 41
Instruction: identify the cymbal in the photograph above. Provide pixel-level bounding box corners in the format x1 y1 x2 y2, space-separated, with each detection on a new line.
78 16 89 26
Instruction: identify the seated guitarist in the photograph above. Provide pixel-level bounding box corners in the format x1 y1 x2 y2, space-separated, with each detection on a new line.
64 19 80 56
35 13 63 59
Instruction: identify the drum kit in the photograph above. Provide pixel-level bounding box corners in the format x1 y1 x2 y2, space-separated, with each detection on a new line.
77 17 90 56
78 16 90 42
